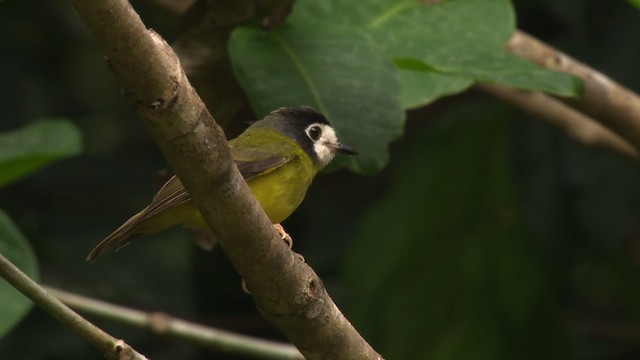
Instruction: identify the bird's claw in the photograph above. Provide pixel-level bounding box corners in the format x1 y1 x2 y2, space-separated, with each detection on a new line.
241 279 251 294
274 223 293 249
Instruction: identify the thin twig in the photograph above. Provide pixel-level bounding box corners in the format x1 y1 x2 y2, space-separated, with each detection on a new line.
45 286 305 360
0 250 147 360
506 30 640 153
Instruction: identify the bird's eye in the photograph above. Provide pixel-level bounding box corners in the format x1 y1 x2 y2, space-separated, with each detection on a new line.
307 125 322 141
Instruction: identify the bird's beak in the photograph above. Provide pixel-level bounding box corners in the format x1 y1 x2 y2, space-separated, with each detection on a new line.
328 142 358 155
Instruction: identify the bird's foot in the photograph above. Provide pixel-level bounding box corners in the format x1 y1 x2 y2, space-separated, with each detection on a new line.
274 223 293 249
193 229 217 252
273 224 305 262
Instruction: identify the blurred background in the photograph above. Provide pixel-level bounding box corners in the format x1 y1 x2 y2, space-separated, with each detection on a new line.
1 0 640 359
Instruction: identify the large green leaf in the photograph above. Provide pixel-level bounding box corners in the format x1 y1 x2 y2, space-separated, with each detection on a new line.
344 103 567 359
0 209 38 338
292 0 582 103
0 120 82 187
229 24 404 174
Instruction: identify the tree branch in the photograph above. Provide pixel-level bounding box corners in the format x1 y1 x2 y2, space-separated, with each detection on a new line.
68 0 382 359
506 30 640 152
45 286 304 360
0 250 147 360
476 83 639 161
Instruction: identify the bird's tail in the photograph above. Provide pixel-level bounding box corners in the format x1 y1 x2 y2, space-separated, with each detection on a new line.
86 206 165 262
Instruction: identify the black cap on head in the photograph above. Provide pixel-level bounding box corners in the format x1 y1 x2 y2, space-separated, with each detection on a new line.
271 105 330 125
252 105 356 166
257 105 324 134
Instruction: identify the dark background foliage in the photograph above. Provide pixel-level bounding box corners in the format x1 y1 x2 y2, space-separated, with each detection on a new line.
1 0 640 359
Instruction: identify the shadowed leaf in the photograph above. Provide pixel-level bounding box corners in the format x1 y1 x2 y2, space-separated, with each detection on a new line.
0 120 82 187
0 210 38 339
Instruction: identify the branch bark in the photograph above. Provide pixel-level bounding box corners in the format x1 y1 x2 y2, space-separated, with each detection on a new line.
68 0 382 359
506 30 640 153
0 250 147 360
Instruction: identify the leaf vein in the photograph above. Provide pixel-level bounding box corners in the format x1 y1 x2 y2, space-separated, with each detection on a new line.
270 32 328 116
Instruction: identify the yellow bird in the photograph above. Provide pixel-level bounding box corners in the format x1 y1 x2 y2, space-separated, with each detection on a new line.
86 106 357 262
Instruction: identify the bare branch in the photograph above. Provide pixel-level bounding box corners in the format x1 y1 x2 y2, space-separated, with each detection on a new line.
68 0 382 358
506 30 640 152
45 286 304 360
477 83 639 161
0 250 147 360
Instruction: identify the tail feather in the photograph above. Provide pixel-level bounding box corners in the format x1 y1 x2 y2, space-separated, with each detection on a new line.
86 207 159 262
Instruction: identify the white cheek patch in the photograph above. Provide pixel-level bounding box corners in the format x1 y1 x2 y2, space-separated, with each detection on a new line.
314 142 334 167
314 126 338 167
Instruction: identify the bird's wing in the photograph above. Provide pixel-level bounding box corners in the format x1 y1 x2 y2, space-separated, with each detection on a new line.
147 149 292 216
235 156 293 180
232 146 294 181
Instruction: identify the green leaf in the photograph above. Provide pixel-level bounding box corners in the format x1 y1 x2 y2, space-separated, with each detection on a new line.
412 43 583 96
229 24 404 174
0 209 38 338
0 119 83 187
396 67 472 110
627 0 640 9
292 0 582 103
293 0 515 44
344 103 567 359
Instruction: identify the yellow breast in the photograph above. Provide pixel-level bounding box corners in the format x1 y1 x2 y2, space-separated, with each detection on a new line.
247 156 315 223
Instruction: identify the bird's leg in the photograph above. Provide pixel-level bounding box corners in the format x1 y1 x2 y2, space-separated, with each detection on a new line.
274 223 293 249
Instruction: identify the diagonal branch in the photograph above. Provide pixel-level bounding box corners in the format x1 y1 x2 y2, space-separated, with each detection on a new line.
68 0 382 359
0 250 147 360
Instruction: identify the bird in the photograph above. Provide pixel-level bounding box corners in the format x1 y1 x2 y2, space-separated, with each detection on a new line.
86 106 357 262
